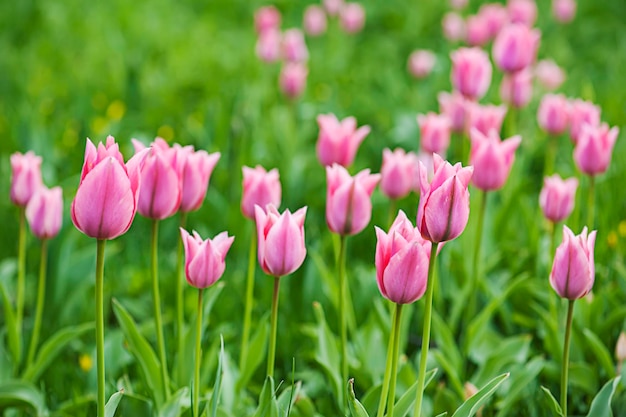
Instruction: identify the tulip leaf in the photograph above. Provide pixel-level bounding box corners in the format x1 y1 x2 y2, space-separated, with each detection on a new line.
311 301 342 405
104 389 124 417
253 376 278 417
0 380 49 416
582 328 616 378
451 372 509 417
0 283 20 373
158 387 189 417
236 314 269 392
494 357 544 416
386 368 438 417
208 335 225 417
432 311 463 384
540 386 563 417
435 413 448 417
347 378 370 417
585 376 621 417
22 322 94 382
112 298 165 408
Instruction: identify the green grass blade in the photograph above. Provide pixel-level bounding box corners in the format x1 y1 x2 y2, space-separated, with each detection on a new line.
585 376 621 417
104 389 124 417
347 378 370 417
451 373 509 417
0 380 49 416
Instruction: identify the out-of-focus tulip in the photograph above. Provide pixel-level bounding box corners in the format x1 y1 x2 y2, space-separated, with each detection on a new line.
507 0 537 26
380 148 418 200
326 164 380 236
26 186 63 240
469 128 521 191
550 226 596 300
466 102 508 136
438 91 468 134
499 68 533 109
442 12 466 42
479 3 509 39
417 112 452 155
180 229 234 289
414 152 435 191
466 14 491 47
450 47 492 100
340 3 366 33
573 123 619 176
616 332 626 363
323 0 344 16
180 149 220 213
303 5 327 36
256 29 282 63
450 0 468 10
279 62 308 99
534 59 566 91
552 0 576 23
416 154 473 243
241 166 282 220
569 99 601 144
539 174 578 223
316 113 370 167
375 210 430 304
71 136 146 240
492 23 540 73
282 28 308 62
10 151 43 207
537 94 570 136
254 6 281 35
255 204 307 277
408 50 436 79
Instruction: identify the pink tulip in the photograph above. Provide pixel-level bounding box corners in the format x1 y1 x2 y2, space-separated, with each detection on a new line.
449 0 468 10
10 151 43 207
380 148 418 200
279 62 308 99
326 164 380 236
316 113 370 167
71 136 146 240
469 128 521 191
552 0 576 23
417 154 473 243
492 23 540 73
537 94 570 136
254 6 281 35
241 165 282 220
466 102 508 136
507 0 537 27
539 174 578 223
255 204 307 277
180 149 221 213
479 3 509 39
442 12 466 42
569 99 601 144
550 226 596 300
414 152 435 191
375 210 430 304
438 91 468 133
534 59 566 91
180 229 234 289
282 29 308 62
26 185 63 240
323 0 344 16
450 47 492 100
407 50 436 79
573 123 619 176
417 112 452 155
303 5 327 36
499 68 533 109
466 14 491 47
339 3 366 34
256 29 282 63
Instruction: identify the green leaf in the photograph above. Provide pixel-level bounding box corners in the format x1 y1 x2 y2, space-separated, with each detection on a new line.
451 373 509 417
347 379 370 417
540 386 563 417
585 376 621 417
435 413 448 417
208 335 225 417
0 282 21 372
158 387 189 417
495 357 544 415
386 368 438 417
112 298 165 408
433 350 464 400
583 328 617 378
0 380 49 416
277 380 301 416
22 322 93 382
310 301 342 404
105 389 124 417
253 376 278 417
236 315 269 392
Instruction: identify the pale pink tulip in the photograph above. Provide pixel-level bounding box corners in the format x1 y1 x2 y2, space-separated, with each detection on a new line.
316 113 370 167
303 5 327 36
534 59 566 91
26 185 63 240
507 0 537 26
569 99 601 143
417 112 452 155
499 68 533 109
537 94 570 136
256 29 282 63
10 151 43 207
466 14 491 47
492 23 540 73
279 62 308 99
282 29 309 62
438 91 468 133
254 6 281 35
466 102 508 136
539 174 578 223
241 166 282 220
340 3 366 33
573 123 619 176
180 149 221 213
180 229 234 289
380 148 418 200
552 0 576 23
450 47 492 100
449 0 468 10
479 3 509 39
323 0 344 16
550 226 596 300
469 128 521 191
408 50 436 79
442 12 466 42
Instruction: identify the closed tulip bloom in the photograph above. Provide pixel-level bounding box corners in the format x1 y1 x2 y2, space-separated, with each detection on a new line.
303 5 327 36
552 0 576 23
438 91 468 133
26 186 63 240
256 29 282 63
323 0 344 16
442 12 466 42
375 210 430 304
466 14 491 47
279 62 308 99
479 3 509 39
380 148 418 200
469 128 521 191
241 166 282 220
71 136 146 240
10 151 43 207
550 226 596 300
417 154 473 243
507 0 537 26
180 229 234 289
569 99 601 144
255 204 307 277
492 24 540 73
417 112 452 155
534 59 566 91
340 3 366 34
254 5 281 35
450 47 492 100
449 0 468 10
316 113 370 167
537 94 570 136
573 123 619 176
282 29 308 62
181 149 221 213
326 164 380 236
539 174 578 223
499 68 533 109
408 50 436 79
466 102 508 136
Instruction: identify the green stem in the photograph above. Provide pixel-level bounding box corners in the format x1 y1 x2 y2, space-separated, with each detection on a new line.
26 239 48 366
414 242 439 417
386 303 404 417
587 175 595 229
15 206 26 369
193 288 204 417
95 239 106 417
468 190 487 320
550 221 558 260
544 134 558 176
338 235 349 410
176 212 187 385
507 107 518 139
561 300 575 417
376 302 397 417
267 276 281 378
240 224 257 372
387 200 397 229
151 219 170 399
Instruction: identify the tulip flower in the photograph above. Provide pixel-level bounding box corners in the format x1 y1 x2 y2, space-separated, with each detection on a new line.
316 113 370 167
465 14 491 47
241 166 282 220
407 50 436 79
380 148 418 201
492 24 540 73
469 128 521 191
538 94 570 136
279 62 308 99
282 28 308 62
569 99 601 144
180 149 221 213
438 91 468 134
340 3 366 34
539 175 578 224
323 0 344 16
10 151 43 207
479 3 509 39
442 12 466 42
26 186 63 240
449 0 468 9
417 113 452 155
303 5 327 36
534 59 566 91
499 68 533 109
450 47 493 100
573 123 619 176
254 5 281 35
466 102 508 136
552 0 576 23
256 28 282 63
507 0 537 26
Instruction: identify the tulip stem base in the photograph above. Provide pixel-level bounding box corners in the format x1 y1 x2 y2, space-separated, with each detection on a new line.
176 212 187 385
96 239 106 417
193 288 204 417
386 303 403 417
151 219 170 400
587 175 595 229
27 239 48 366
240 225 257 373
15 206 26 371
338 235 349 411
376 301 396 417
561 299 575 417
267 276 281 378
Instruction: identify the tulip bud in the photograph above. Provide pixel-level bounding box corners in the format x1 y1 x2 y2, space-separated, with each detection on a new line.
340 3 366 34
466 102 508 136
492 23 540 73
254 6 281 35
316 113 370 167
256 29 282 63
450 47 493 100
479 3 509 39
10 151 43 207
534 59 566 91
407 50 436 79
552 0 576 23
180 149 221 213
380 148 418 200
180 229 234 289
466 14 491 47
550 226 596 300
323 0 344 16
573 123 619 176
537 94 570 136
303 5 327 37
499 68 533 109
507 0 537 27
279 62 308 99
569 99 601 144
26 186 63 240
539 175 578 223
438 91 468 134
241 166 282 220
616 332 626 364
469 128 521 191
417 113 452 155
282 29 308 63
442 12 466 42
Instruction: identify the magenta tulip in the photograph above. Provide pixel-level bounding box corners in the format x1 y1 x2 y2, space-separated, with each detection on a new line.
241 165 282 220
537 94 570 136
573 123 619 176
326 164 380 236
26 186 63 240
254 6 281 35
180 229 234 289
465 14 491 47
316 113 370 167
507 0 537 26
255 204 307 277
180 149 220 213
417 112 452 155
534 59 566 91
569 99 601 144
279 62 308 99
380 148 418 200
340 3 366 34
499 68 533 109
417 154 473 243
552 0 576 23
303 5 327 36
256 29 282 63
539 174 578 223
282 29 308 63
550 226 596 300
438 91 468 134
442 12 466 42
479 3 509 39
407 50 436 79
492 23 540 73
450 47 492 100
469 128 521 191
466 102 508 136
375 210 430 304
10 151 43 207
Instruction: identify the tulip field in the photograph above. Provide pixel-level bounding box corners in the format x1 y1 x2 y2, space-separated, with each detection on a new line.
2 0 626 416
